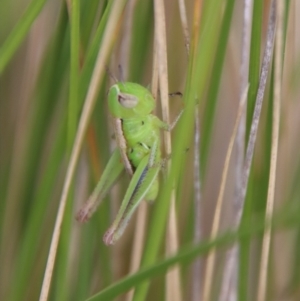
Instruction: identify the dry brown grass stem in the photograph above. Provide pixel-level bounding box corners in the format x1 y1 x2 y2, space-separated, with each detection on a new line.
219 2 276 300
153 0 182 300
203 86 248 301
257 1 283 301
177 0 190 55
126 202 148 301
38 1 127 300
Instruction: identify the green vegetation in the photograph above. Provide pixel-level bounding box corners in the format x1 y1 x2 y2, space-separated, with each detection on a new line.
0 1 299 301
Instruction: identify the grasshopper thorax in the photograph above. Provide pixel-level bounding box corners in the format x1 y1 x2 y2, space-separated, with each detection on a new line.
108 82 155 119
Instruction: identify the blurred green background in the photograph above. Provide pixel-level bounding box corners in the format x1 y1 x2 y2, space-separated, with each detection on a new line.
1 0 300 301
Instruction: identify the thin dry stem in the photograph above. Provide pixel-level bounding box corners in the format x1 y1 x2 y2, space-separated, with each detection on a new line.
153 0 182 300
191 1 203 300
38 1 127 300
192 107 202 301
177 0 190 55
220 246 238 301
235 0 276 227
219 2 276 300
219 1 253 300
125 202 148 301
166 191 182 301
257 1 283 301
119 0 137 80
202 87 248 301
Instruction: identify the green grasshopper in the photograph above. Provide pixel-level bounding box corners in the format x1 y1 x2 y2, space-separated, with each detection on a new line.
76 82 181 245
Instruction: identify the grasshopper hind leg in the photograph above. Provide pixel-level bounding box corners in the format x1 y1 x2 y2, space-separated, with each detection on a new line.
76 149 124 222
144 178 159 203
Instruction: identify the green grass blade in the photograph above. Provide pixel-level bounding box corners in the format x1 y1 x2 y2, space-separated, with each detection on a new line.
246 0 263 142
0 0 48 74
68 0 80 150
87 201 300 301
133 1 224 300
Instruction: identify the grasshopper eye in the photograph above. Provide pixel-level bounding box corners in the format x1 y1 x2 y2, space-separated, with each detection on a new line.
118 93 138 108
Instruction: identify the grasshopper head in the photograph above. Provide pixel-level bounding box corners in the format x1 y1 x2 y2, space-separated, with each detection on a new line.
108 82 155 118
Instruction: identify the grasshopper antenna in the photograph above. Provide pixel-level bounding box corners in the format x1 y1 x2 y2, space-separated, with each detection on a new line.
169 91 183 97
105 65 118 83
157 90 183 97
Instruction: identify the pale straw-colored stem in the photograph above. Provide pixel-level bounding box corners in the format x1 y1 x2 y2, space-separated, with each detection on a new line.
219 1 276 300
38 1 127 300
126 202 148 301
257 1 283 301
219 0 252 299
203 87 248 301
193 107 202 301
153 0 182 300
177 0 190 55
